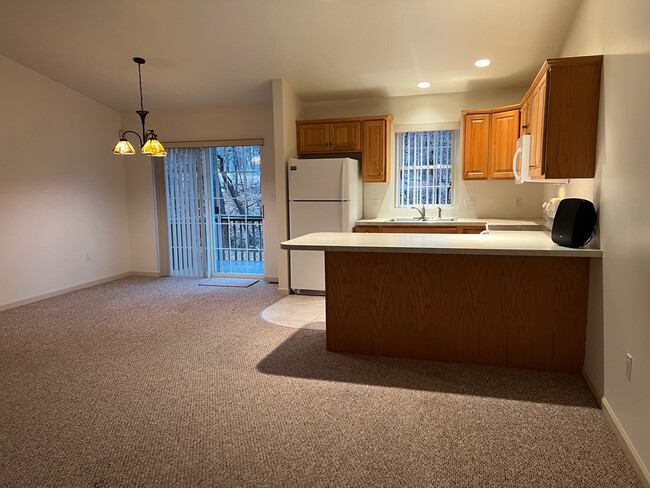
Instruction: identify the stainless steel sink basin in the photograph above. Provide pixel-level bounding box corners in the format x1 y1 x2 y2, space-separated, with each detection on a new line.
386 217 458 223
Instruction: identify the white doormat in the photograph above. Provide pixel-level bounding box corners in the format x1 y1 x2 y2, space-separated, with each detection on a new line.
198 278 259 288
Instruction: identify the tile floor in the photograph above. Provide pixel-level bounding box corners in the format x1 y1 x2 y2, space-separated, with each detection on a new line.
261 295 326 330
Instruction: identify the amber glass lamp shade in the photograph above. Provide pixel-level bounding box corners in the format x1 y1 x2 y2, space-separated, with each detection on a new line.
113 138 136 155
142 137 167 157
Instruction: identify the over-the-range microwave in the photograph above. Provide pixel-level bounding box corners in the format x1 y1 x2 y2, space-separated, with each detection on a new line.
512 134 569 184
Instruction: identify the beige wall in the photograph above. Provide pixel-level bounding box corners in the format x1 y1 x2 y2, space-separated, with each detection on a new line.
0 55 131 309
300 88 545 220
547 0 650 479
121 102 276 279
272 79 303 294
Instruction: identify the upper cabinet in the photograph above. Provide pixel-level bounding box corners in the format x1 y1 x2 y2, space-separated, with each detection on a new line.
489 109 520 179
296 115 392 183
462 113 490 180
297 121 360 153
362 118 391 182
462 55 602 181
521 55 602 180
462 107 519 180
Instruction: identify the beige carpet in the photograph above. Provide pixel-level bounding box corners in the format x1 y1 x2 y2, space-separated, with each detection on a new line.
0 276 642 487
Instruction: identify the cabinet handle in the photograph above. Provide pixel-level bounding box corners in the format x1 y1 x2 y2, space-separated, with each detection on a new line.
465 170 469 176
522 124 528 129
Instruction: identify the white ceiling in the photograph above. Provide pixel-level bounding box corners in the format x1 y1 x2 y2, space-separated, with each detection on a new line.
0 0 581 111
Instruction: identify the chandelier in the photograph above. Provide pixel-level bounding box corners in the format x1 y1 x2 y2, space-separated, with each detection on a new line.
113 57 167 157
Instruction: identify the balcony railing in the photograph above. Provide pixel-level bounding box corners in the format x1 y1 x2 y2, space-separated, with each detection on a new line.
213 215 264 274
169 215 264 276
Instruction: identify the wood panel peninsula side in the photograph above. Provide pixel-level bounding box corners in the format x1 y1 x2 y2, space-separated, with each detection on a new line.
281 232 602 373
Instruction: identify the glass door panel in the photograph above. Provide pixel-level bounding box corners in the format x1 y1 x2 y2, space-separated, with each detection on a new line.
207 146 264 276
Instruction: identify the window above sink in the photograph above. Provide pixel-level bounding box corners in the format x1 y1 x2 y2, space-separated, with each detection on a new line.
395 124 459 209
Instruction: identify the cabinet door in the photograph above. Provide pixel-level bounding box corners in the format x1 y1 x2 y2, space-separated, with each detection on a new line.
330 121 361 152
380 225 458 234
528 73 548 179
520 99 531 137
298 123 330 153
458 226 485 234
462 114 490 180
363 120 389 182
489 109 519 180
353 225 380 233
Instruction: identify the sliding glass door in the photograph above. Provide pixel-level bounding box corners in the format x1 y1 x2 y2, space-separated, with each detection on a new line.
164 144 263 277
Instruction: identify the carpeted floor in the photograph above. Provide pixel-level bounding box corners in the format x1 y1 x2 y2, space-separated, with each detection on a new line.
0 276 642 487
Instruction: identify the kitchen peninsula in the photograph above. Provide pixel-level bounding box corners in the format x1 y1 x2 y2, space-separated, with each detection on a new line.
281 231 601 373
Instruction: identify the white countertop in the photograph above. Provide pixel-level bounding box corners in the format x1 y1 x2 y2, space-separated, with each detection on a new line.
281 231 602 257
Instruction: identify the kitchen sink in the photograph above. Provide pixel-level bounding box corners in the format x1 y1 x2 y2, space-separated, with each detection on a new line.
386 217 458 222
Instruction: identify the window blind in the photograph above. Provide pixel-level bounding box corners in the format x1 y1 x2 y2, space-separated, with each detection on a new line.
165 147 209 277
396 129 456 207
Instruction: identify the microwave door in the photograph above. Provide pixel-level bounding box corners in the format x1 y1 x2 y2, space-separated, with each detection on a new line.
512 135 530 184
512 145 524 184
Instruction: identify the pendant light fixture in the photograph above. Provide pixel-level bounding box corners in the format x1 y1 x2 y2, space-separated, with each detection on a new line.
113 57 167 157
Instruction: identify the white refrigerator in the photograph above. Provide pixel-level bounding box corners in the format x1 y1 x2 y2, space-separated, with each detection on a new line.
288 158 362 294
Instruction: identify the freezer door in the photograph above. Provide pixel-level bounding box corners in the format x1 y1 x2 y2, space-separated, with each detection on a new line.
289 200 353 293
290 250 325 293
288 158 355 201
289 201 351 236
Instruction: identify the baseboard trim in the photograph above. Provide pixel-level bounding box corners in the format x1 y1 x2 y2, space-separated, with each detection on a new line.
0 272 133 311
582 368 649 487
276 287 290 296
264 275 279 284
601 397 650 488
130 271 161 277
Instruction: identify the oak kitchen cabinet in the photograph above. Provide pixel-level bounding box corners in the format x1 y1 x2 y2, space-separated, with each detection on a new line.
297 121 360 153
354 224 485 234
462 107 520 181
521 55 602 180
362 118 390 182
462 55 602 181
296 115 393 183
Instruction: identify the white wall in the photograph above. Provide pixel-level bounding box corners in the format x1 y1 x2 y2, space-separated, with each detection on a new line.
272 79 303 293
300 88 545 220
121 102 276 279
550 0 650 479
0 55 131 309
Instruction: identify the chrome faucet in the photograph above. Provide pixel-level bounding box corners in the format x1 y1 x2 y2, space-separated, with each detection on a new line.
437 206 442 219
411 205 426 220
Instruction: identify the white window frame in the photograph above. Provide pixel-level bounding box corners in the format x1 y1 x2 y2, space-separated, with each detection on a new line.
394 122 460 208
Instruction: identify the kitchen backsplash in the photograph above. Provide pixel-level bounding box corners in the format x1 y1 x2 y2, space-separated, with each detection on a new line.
362 179 545 220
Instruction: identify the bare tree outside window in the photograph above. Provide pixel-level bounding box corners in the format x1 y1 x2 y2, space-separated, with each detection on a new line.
396 130 456 207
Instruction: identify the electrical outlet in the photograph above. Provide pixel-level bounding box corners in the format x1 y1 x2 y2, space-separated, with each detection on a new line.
465 198 476 209
85 252 91 262
625 353 632 381
515 196 522 208
373 198 378 208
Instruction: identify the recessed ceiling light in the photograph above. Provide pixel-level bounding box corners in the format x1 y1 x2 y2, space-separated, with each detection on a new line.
474 59 491 68
416 81 431 89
